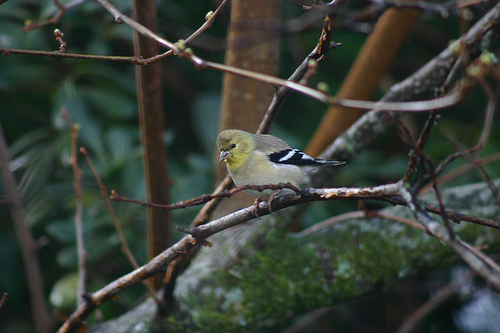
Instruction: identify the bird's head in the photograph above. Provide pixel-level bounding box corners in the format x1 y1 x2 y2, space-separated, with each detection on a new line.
216 129 253 168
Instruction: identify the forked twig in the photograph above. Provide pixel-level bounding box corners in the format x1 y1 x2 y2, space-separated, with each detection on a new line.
79 148 161 304
61 107 86 308
111 182 301 212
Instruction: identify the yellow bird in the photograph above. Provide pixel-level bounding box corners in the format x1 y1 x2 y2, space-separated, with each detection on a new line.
217 129 344 203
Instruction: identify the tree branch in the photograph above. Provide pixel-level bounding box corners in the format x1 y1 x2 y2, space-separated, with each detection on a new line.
61 108 87 308
58 175 500 331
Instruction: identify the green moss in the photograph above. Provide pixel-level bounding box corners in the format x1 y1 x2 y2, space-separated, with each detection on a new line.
182 286 245 333
150 315 198 333
181 217 479 332
181 235 344 331
237 243 341 327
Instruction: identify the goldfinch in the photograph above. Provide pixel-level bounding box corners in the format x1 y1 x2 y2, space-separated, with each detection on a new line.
217 129 344 199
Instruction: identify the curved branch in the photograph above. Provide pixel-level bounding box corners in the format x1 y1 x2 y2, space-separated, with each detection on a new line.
58 183 402 332
58 177 500 331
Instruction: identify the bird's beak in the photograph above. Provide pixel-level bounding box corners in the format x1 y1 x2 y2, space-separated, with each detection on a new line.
219 151 230 162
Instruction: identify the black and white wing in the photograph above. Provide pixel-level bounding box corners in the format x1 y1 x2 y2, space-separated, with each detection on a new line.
268 148 344 166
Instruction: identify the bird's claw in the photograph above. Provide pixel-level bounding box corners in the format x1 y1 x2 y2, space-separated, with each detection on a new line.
252 197 263 218
252 191 279 218
267 191 279 213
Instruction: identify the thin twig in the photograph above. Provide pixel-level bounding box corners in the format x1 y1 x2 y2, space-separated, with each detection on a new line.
432 144 482 179
399 186 500 291
444 131 500 206
401 110 435 184
298 210 425 236
79 148 161 304
419 152 500 194
23 0 86 32
61 107 87 308
476 75 497 157
333 90 463 111
428 160 455 238
93 0 178 51
10 0 230 66
175 0 230 51
384 195 500 229
0 47 149 62
111 182 301 211
312 0 347 57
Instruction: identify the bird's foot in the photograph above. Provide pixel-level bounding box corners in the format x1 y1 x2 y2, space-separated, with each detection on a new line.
266 191 279 214
252 191 280 218
252 197 263 218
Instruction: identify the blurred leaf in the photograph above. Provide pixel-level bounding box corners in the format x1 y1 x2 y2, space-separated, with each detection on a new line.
80 86 136 121
106 127 137 164
46 218 75 243
56 246 78 269
49 272 78 310
53 80 106 159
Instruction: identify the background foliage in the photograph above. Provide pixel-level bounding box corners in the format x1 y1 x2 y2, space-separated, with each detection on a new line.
0 0 499 332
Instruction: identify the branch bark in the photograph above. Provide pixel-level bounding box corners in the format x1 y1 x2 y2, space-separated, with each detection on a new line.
85 179 500 332
133 0 170 290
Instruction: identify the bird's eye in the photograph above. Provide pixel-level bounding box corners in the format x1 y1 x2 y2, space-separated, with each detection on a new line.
231 143 236 148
